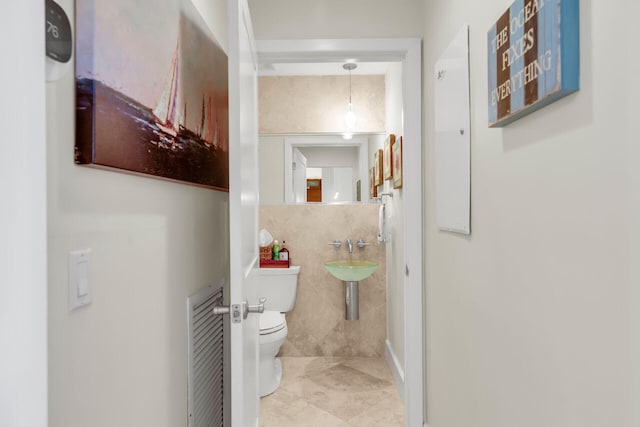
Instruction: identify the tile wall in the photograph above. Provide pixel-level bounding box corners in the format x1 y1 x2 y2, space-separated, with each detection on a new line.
258 76 385 134
259 204 386 357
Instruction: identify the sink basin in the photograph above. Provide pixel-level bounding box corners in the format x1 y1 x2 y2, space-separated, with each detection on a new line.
324 259 379 282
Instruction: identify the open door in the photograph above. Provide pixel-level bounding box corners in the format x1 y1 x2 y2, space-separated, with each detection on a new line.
227 0 260 425
292 148 308 203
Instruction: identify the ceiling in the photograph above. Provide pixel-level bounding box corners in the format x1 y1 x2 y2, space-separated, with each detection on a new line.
258 61 394 77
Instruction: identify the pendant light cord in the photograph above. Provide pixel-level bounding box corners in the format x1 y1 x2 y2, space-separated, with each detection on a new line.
343 62 357 130
349 68 352 105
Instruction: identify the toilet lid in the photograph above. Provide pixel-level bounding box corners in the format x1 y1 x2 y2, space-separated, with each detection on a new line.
260 311 286 335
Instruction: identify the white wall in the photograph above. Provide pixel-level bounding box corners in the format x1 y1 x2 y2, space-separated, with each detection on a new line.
630 3 640 420
47 1 229 426
383 62 405 378
300 146 357 168
248 0 424 39
319 167 353 203
423 1 639 426
0 3 47 427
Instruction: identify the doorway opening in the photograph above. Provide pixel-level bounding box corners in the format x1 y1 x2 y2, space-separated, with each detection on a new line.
255 38 423 426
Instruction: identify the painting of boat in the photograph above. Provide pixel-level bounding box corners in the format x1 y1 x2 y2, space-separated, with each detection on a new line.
153 43 181 138
75 0 229 190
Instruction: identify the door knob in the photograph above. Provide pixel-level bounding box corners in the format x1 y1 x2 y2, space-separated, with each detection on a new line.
212 303 242 324
212 305 229 315
243 297 266 319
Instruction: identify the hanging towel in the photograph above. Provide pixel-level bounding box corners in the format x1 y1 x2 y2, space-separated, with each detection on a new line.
378 203 387 243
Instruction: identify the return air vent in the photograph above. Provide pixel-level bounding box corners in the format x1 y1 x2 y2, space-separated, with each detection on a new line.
188 279 225 427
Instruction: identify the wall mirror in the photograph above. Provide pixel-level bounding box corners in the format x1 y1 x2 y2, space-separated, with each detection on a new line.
258 135 371 204
306 167 353 203
257 60 395 205
258 134 380 205
284 136 368 204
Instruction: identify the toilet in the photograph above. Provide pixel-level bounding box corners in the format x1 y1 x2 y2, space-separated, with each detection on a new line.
252 265 300 397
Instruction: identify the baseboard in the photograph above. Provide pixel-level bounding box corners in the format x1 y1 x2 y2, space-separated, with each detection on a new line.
385 339 405 402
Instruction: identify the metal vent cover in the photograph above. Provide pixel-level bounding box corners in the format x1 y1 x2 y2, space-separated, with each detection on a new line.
188 279 225 427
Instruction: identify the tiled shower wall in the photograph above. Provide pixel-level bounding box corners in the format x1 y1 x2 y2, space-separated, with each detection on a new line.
259 204 386 357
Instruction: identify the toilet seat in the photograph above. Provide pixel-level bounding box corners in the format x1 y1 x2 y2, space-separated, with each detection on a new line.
259 311 286 335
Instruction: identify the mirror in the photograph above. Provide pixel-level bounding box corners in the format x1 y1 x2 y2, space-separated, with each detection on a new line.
292 145 358 203
258 135 374 205
305 167 353 203
256 61 401 205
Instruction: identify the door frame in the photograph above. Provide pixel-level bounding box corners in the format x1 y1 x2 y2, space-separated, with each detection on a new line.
1 2 48 426
256 38 424 426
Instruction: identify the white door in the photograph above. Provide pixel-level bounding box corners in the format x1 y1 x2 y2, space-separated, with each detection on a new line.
292 148 307 203
228 0 260 425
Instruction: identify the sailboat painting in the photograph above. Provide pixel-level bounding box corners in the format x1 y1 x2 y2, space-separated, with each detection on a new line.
75 0 229 190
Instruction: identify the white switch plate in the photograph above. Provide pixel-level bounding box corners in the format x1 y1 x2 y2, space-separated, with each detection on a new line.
69 249 91 311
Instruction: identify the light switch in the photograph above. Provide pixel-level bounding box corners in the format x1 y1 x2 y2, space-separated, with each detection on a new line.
77 261 89 297
69 249 91 311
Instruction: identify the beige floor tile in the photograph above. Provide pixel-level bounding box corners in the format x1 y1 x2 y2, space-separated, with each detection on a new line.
260 357 403 427
260 392 347 427
305 363 391 393
345 389 404 427
281 357 342 379
340 357 395 382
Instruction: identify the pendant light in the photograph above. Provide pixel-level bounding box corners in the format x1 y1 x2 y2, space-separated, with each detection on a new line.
343 62 357 130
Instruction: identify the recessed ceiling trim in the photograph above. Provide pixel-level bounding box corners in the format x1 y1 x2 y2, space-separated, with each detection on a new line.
258 61 393 77
256 38 413 64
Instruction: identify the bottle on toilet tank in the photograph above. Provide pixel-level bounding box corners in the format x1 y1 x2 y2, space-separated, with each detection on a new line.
272 240 280 260
279 241 289 266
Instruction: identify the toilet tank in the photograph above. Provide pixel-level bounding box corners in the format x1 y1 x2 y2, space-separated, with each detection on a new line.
251 266 300 312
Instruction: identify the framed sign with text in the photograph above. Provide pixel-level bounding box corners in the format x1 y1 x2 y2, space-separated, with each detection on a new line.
487 0 579 127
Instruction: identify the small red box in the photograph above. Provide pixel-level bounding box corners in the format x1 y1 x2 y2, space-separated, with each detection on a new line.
259 259 290 268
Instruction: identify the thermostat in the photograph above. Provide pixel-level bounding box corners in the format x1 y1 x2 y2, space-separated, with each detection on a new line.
45 0 73 81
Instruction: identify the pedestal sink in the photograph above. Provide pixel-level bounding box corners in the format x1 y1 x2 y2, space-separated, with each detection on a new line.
324 260 378 320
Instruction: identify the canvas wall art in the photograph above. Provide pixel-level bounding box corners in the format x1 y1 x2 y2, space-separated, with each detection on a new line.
383 134 395 180
392 136 403 189
487 0 579 127
75 0 229 190
374 149 383 186
369 167 377 199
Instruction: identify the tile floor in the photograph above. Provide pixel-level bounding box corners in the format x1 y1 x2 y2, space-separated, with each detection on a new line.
259 357 404 427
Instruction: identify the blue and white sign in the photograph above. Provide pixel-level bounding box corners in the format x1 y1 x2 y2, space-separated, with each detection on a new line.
487 0 580 127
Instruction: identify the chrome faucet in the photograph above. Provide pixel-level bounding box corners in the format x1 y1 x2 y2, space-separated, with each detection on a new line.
356 239 370 248
346 239 353 253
